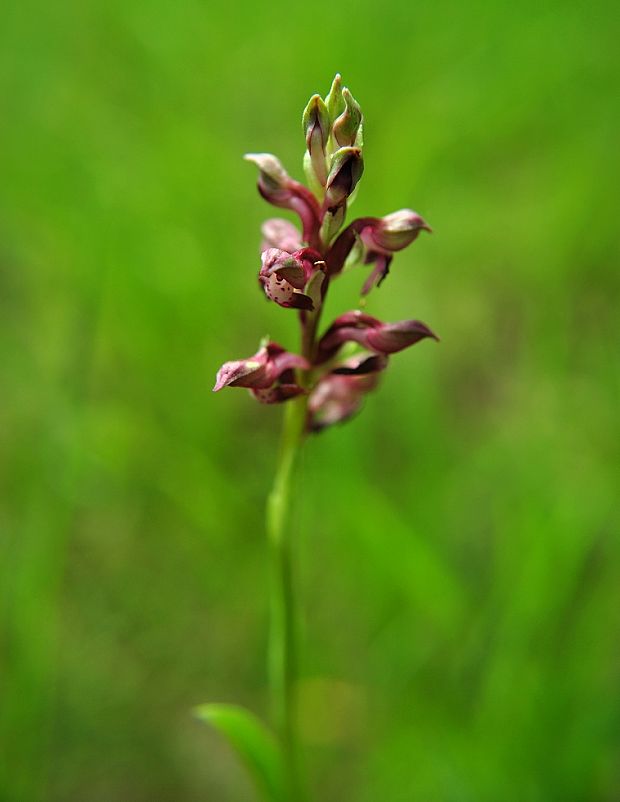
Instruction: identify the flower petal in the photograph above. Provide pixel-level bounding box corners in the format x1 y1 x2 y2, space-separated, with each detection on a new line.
361 254 392 295
262 273 314 309
332 352 388 375
214 342 309 393
213 348 271 391
308 373 380 432
261 219 302 253
365 320 439 353
317 311 439 360
252 384 306 404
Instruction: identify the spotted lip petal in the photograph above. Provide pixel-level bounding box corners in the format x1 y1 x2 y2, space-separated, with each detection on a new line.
261 249 307 288
262 273 314 310
259 248 325 311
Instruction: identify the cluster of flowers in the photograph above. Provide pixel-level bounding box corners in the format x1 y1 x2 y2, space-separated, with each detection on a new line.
214 75 437 431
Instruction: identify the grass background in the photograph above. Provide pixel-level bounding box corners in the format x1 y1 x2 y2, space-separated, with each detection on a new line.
1 0 619 799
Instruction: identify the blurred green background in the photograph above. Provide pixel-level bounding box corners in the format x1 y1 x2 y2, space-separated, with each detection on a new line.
1 0 619 799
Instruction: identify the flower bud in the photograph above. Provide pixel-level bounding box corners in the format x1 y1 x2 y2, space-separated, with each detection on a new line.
362 209 431 254
302 94 330 186
325 73 345 122
325 147 364 208
332 87 363 147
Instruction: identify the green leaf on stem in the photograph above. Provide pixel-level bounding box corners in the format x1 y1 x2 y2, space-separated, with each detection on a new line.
195 703 286 802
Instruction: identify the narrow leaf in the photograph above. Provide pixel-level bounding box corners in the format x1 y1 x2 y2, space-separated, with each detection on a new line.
195 703 286 802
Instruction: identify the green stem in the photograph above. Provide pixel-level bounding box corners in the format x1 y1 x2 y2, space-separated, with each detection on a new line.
301 278 329 366
266 394 308 801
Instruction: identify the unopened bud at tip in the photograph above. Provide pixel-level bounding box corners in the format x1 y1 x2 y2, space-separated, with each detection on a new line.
302 95 330 142
325 147 364 207
326 73 345 121
333 87 363 147
302 94 331 186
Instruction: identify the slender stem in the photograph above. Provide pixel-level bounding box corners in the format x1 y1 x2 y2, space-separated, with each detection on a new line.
301 315 319 365
266 237 328 800
301 276 329 366
266 394 308 801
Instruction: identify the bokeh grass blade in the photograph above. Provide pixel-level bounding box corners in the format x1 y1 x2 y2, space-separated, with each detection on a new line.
195 703 286 802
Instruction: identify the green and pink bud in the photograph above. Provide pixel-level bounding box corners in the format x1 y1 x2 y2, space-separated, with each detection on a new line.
302 94 331 188
324 147 364 209
325 74 345 123
332 87 363 148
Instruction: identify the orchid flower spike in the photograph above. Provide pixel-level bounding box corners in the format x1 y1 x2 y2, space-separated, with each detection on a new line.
216 74 436 432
